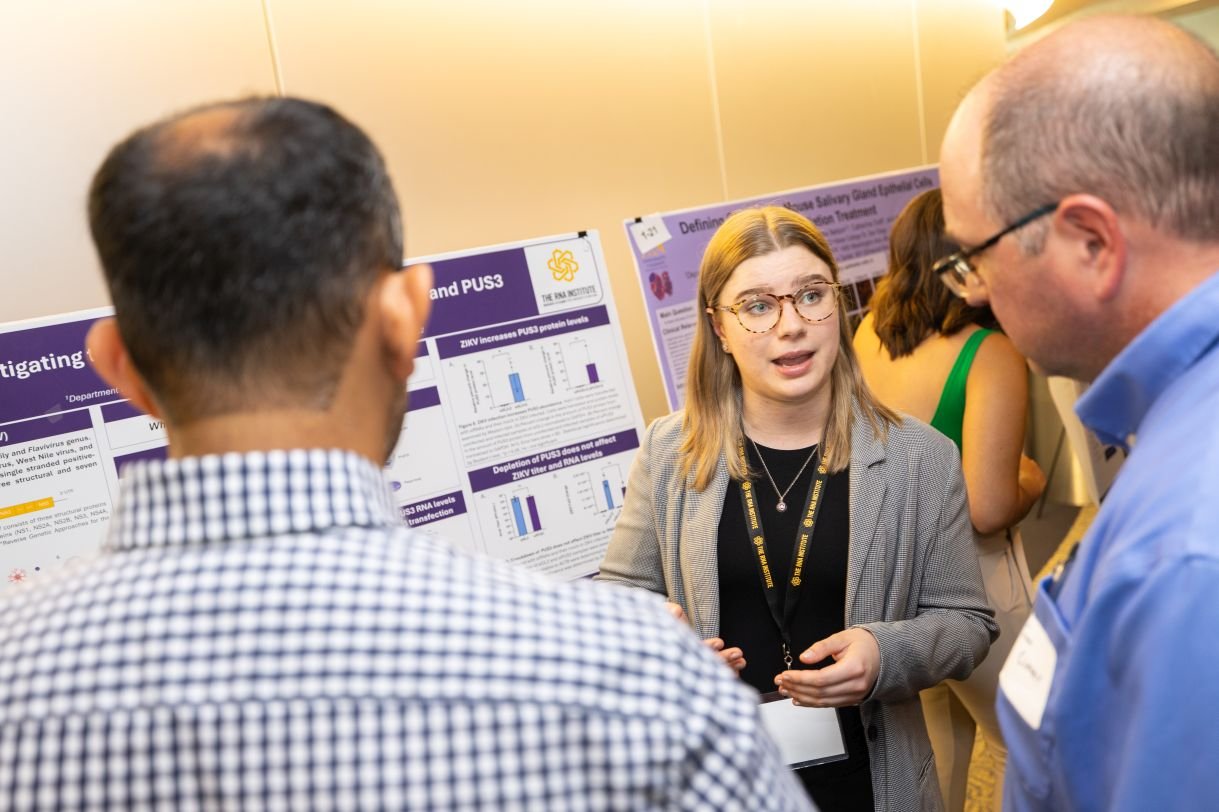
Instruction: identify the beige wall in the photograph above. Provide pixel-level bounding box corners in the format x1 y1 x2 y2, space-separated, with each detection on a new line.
1006 0 1219 50
1166 1 1219 44
0 0 1005 424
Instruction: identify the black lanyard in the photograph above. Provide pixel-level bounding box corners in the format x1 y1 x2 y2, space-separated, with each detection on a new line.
737 441 830 669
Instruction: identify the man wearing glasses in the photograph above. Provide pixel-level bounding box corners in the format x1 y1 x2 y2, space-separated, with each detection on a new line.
937 15 1219 812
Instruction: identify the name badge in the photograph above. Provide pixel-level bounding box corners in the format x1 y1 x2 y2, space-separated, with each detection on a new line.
999 613 1058 730
758 691 847 768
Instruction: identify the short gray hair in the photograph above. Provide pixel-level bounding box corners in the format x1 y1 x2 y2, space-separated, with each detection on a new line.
981 17 1219 252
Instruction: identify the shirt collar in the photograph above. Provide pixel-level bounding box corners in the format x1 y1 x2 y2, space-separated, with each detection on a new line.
107 448 403 550
1077 271 1219 448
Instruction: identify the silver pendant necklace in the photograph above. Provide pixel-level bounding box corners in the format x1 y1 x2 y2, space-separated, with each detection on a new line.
749 438 819 512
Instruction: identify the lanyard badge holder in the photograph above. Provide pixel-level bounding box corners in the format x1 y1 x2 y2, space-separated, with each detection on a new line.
738 442 848 767
737 441 829 668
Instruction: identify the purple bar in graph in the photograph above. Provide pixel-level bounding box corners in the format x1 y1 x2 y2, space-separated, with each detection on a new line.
586 363 599 384
526 495 542 532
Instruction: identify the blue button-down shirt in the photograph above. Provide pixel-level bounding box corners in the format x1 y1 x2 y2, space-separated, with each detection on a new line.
999 271 1219 811
0 448 810 811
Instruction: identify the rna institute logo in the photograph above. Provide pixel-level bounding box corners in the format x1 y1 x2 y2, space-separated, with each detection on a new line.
548 249 579 282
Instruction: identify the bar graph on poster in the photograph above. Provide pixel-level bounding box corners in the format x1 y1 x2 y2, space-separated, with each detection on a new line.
0 231 646 590
626 166 939 409
391 231 644 578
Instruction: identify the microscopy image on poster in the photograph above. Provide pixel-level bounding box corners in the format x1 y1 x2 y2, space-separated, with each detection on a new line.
626 166 939 408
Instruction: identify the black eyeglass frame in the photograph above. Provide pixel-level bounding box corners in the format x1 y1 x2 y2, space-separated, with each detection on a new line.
935 202 1059 297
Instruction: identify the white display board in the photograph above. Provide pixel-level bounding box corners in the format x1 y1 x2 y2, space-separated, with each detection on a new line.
1046 376 1127 505
0 230 645 589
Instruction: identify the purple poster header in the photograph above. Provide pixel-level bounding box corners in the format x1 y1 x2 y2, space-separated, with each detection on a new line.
406 386 441 413
0 315 122 425
422 248 538 338
100 400 147 423
435 305 610 361
626 166 939 409
467 429 639 492
0 410 93 446
400 489 468 528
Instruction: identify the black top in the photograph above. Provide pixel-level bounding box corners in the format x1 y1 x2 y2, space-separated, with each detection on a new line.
717 440 873 809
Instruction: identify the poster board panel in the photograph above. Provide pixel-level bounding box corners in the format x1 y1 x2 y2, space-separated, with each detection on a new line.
625 166 939 409
0 230 645 590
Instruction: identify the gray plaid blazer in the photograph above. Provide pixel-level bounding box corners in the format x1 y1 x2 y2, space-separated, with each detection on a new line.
598 406 997 812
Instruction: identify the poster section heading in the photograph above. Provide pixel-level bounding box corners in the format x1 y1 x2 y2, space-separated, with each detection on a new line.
423 237 604 338
469 429 639 492
435 307 610 359
0 314 122 425
626 166 938 408
400 490 467 528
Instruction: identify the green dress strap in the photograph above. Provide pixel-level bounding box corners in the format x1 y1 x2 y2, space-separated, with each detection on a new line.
929 328 995 452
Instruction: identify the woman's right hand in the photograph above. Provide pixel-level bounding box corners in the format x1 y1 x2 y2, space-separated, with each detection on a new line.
664 602 746 673
704 637 747 673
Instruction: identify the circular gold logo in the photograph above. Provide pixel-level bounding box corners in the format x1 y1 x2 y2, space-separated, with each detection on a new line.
791 577 801 586
742 482 751 491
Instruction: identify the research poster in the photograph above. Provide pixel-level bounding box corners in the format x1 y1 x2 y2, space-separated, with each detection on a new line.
0 308 167 590
626 166 939 408
393 230 645 579
0 230 645 589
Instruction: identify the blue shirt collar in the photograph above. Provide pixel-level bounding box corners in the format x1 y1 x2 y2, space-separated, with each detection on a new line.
1077 271 1219 448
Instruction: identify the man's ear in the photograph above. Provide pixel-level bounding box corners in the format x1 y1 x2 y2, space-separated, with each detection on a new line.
377 263 434 382
1054 193 1127 302
85 318 163 418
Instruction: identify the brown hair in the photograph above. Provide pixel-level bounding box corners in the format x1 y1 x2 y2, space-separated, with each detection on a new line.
869 188 996 358
681 206 897 489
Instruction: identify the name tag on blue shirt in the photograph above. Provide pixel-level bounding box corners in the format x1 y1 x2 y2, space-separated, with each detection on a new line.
1000 613 1058 729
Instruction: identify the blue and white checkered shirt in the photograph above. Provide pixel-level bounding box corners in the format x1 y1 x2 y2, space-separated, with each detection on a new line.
0 449 810 811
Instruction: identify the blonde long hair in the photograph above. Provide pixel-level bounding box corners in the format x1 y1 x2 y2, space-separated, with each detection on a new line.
680 206 897 489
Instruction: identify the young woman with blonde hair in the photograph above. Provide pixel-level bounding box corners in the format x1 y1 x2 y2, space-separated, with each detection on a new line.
599 206 996 810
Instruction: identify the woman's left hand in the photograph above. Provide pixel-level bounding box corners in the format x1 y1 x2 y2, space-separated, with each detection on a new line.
704 637 747 673
774 628 880 707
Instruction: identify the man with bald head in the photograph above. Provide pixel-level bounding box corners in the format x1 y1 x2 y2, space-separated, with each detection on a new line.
937 16 1219 811
0 98 810 811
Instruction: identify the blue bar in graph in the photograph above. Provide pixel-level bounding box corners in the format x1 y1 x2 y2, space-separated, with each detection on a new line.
509 372 525 402
511 496 527 536
586 363 599 384
602 479 614 510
